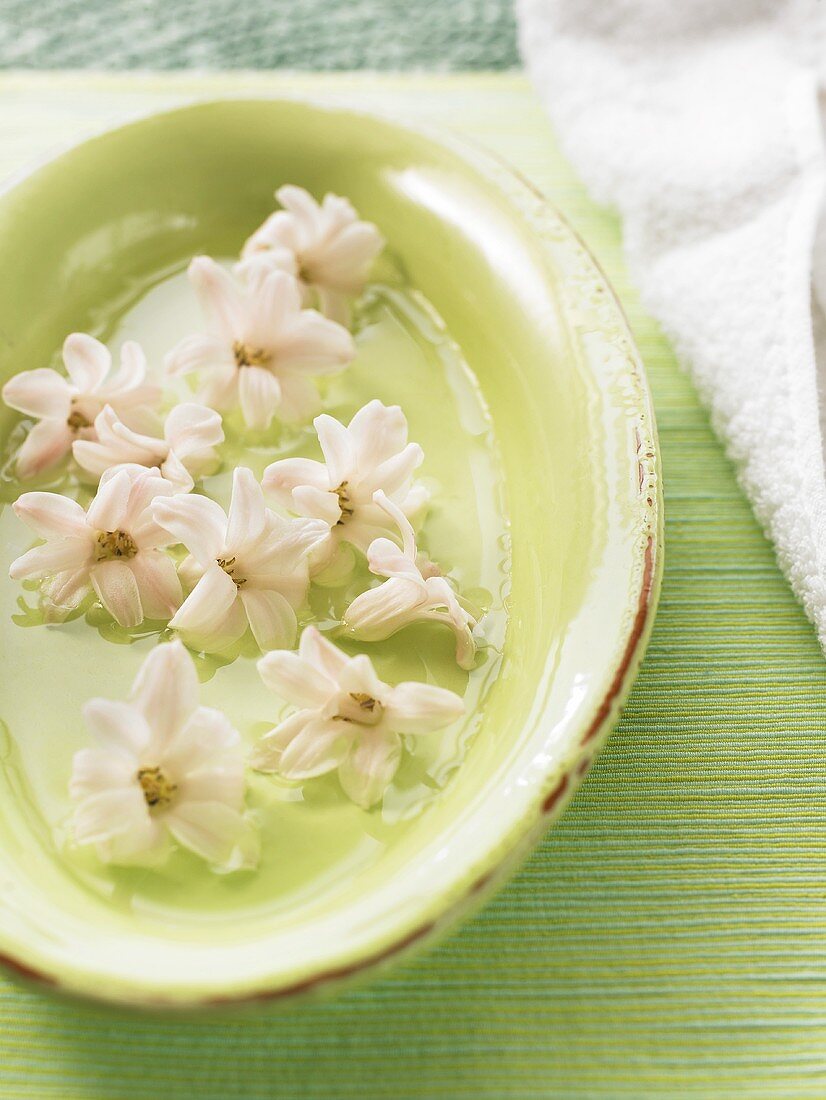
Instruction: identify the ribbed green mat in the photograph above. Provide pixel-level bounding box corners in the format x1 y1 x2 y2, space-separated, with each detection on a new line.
0 0 519 70
1 73 825 1100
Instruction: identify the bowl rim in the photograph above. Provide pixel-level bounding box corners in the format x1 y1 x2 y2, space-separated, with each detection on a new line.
0 94 663 1010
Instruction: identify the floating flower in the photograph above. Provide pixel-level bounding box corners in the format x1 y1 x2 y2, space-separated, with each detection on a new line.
9 464 182 627
164 258 355 430
2 334 160 479
343 492 478 670
70 640 256 869
251 626 464 808
263 400 428 573
152 466 327 652
73 402 223 492
237 185 385 325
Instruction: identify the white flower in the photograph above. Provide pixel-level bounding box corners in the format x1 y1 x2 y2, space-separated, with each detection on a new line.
164 257 355 430
152 466 327 652
9 464 182 627
343 492 478 670
73 402 223 492
263 400 428 570
237 185 385 325
251 626 464 809
70 640 256 869
2 334 160 479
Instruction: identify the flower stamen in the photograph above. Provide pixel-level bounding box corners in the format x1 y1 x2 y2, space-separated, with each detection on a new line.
334 481 354 525
232 341 270 369
334 691 384 726
217 556 247 587
67 408 91 432
137 765 177 809
95 529 138 561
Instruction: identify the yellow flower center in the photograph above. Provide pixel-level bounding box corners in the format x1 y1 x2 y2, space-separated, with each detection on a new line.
217 556 246 587
334 691 384 726
95 529 137 561
137 766 177 809
334 481 354 525
66 408 91 432
232 341 270 368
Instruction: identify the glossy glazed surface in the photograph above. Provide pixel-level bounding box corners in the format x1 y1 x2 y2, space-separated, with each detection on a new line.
0 99 661 1006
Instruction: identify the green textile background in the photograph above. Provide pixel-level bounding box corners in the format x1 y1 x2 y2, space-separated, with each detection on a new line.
0 0 519 70
1 67 826 1099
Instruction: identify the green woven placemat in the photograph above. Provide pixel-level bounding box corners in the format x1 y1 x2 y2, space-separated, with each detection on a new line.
0 0 519 70
1 72 825 1100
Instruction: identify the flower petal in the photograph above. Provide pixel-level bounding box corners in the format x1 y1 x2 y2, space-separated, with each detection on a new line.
15 418 74 478
274 372 322 423
165 801 255 868
159 451 195 494
338 731 402 809
177 766 245 808
2 368 72 419
104 339 147 393
128 551 182 620
366 536 425 582
130 639 198 743
298 624 350 680
82 699 152 755
248 269 303 337
318 221 384 287
238 365 281 431
73 787 148 845
235 247 298 287
244 513 328 580
41 568 92 611
90 560 143 627
163 705 241 776
163 402 224 460
338 653 387 701
348 400 408 468
257 648 336 708
9 538 91 581
69 746 136 800
316 287 351 327
164 333 233 377
314 413 354 487
98 817 168 866
152 493 227 567
275 715 350 779
344 578 425 641
85 467 133 532
169 563 239 638
275 311 355 373
239 588 297 651
197 364 239 410
370 443 424 496
63 333 111 393
227 466 267 550
383 681 465 734
12 491 88 539
262 456 329 503
291 484 340 525
121 468 177 540
188 256 245 340
248 710 306 771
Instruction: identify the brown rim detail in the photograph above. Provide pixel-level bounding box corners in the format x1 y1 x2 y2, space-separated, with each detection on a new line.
582 534 655 745
541 774 569 816
0 951 56 987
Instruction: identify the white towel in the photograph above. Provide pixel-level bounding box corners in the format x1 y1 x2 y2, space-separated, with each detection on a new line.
517 0 826 652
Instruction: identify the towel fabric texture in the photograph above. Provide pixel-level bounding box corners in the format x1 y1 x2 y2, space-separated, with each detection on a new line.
519 0 826 653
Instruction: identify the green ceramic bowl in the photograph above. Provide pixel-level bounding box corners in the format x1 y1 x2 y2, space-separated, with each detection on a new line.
0 98 662 1008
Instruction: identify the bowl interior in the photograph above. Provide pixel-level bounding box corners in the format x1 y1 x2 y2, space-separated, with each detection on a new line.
0 99 659 1005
